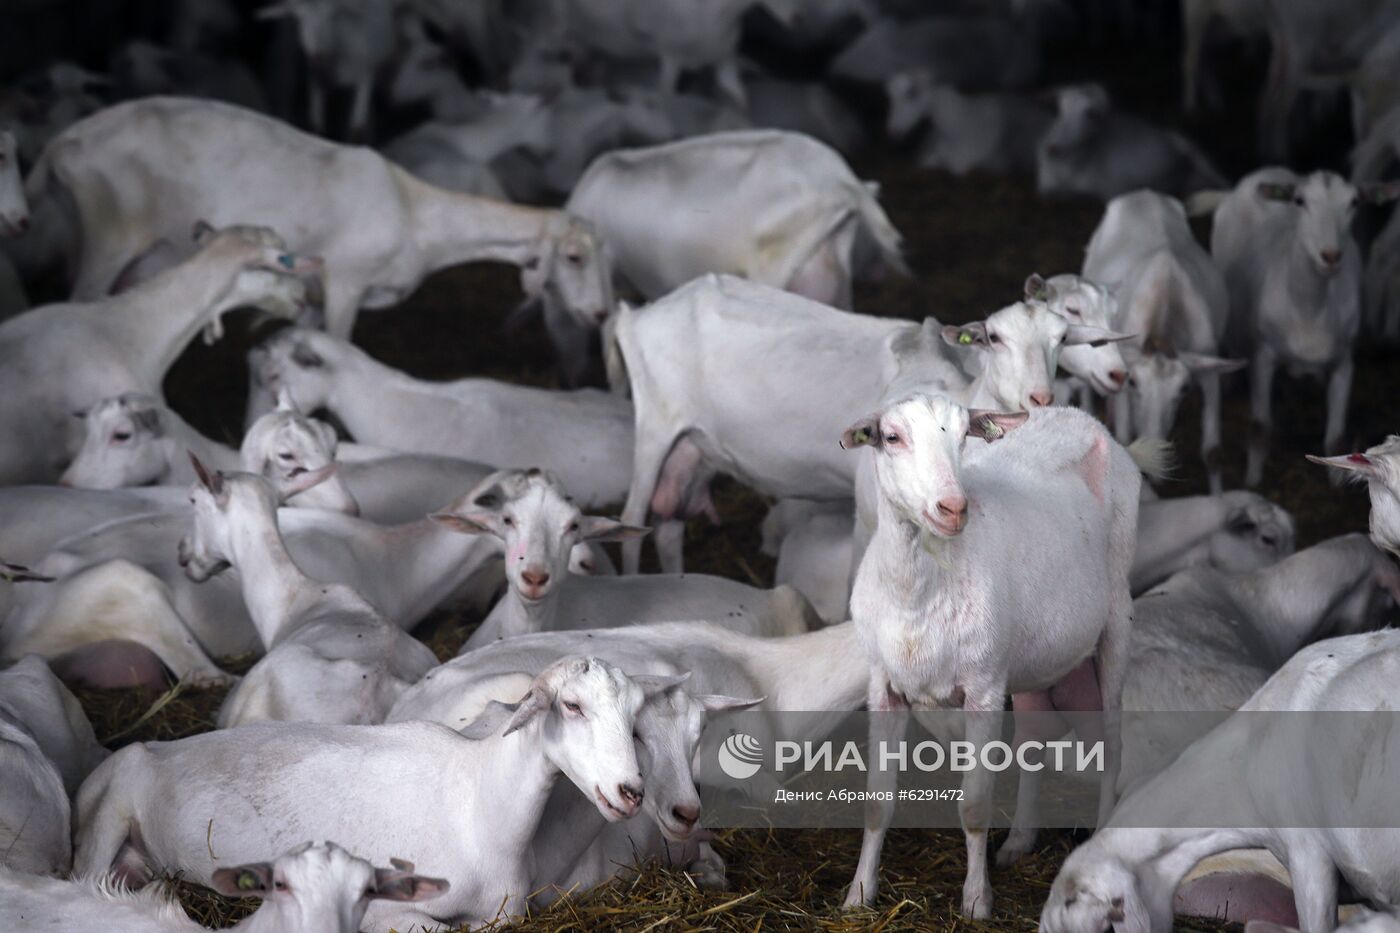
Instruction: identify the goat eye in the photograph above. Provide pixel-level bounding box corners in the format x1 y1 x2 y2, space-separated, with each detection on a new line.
277 451 294 461
989 333 1002 344
1293 196 1304 207
564 700 582 714
566 253 583 265
568 522 579 534
884 433 900 445
1066 306 1082 317
502 515 514 527
274 880 286 891
112 431 132 443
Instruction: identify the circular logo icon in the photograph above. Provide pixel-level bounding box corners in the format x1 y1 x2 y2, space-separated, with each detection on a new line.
717 732 763 780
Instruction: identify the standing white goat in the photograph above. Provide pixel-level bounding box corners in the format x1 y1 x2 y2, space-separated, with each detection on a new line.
1084 190 1245 493
439 470 816 651
1206 168 1398 486
74 657 664 931
0 841 447 933
177 458 439 727
841 397 1142 918
0 224 312 484
615 275 1126 573
29 97 612 340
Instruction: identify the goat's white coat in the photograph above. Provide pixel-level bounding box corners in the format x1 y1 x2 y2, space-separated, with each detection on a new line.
1210 168 1364 486
843 400 1138 918
0 227 305 484
178 468 438 727
0 656 107 875
1041 628 1400 933
74 658 655 931
1131 491 1295 594
31 97 611 339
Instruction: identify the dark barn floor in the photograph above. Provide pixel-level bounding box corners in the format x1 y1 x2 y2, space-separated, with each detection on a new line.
60 18 1398 933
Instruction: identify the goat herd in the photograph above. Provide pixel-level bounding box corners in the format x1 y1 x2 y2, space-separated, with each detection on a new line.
3 0 1400 931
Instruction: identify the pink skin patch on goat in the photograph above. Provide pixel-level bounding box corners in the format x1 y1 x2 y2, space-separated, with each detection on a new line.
49 640 170 689
1074 435 1110 503
650 436 720 524
1174 872 1299 927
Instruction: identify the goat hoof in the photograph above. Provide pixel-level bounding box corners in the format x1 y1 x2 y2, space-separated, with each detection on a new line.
686 857 728 890
841 883 875 910
995 832 1035 867
961 883 993 919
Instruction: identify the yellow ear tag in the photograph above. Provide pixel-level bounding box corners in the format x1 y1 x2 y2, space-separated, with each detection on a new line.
238 872 259 891
958 332 973 345
854 428 870 445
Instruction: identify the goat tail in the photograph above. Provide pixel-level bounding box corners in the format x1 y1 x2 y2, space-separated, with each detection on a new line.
1184 189 1229 217
1126 438 1175 481
856 180 911 277
602 301 632 396
768 584 823 636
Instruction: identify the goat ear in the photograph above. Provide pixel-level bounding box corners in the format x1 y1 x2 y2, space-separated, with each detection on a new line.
697 693 765 712
1360 180 1400 205
372 861 450 903
502 685 554 736
579 515 651 542
1178 352 1248 375
966 410 1029 442
1256 182 1296 202
1065 324 1134 347
279 463 336 501
942 321 989 349
191 220 216 245
188 452 226 499
631 671 691 698
1306 452 1380 478
840 415 880 450
211 862 275 898
1024 273 1051 302
429 511 500 536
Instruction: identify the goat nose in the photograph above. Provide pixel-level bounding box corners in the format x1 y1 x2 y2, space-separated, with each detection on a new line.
1320 248 1341 266
936 496 968 524
618 782 643 807
1109 369 1127 387
520 569 550 588
671 804 700 826
1028 390 1053 408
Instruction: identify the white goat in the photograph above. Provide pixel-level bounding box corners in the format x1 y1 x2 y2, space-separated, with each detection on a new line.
390 655 760 894
566 130 907 312
1309 437 1400 559
60 392 359 515
1041 628 1400 933
841 397 1141 918
438 470 816 651
885 72 1052 176
556 0 793 106
1025 272 1130 404
0 224 310 485
258 0 398 139
178 459 439 727
0 655 107 875
75 657 663 931
615 275 1125 573
1132 490 1295 594
249 327 635 510
0 841 448 933
1038 85 1225 201
1085 190 1245 492
29 97 612 340
1206 168 1397 486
